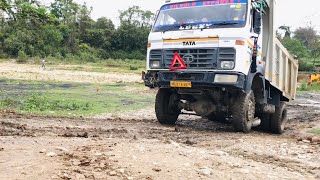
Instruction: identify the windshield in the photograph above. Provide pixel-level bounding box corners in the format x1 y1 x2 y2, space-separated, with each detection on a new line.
153 0 248 32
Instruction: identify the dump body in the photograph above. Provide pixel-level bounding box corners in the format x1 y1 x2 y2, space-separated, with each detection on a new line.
262 0 298 100
266 38 298 99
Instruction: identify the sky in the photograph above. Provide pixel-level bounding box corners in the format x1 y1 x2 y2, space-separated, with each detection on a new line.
43 0 320 31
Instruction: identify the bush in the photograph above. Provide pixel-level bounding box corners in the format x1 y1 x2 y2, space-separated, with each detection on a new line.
129 65 138 70
299 60 315 72
299 81 308 91
17 50 28 63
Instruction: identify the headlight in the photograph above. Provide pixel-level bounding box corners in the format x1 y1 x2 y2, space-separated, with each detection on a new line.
220 61 235 69
150 61 160 69
214 74 238 83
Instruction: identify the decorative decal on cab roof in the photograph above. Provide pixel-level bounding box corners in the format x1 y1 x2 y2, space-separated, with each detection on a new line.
161 0 247 10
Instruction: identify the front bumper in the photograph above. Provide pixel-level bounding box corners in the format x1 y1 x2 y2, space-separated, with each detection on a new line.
145 71 246 89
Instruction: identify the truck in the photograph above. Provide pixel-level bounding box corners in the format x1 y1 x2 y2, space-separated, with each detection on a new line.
143 0 299 134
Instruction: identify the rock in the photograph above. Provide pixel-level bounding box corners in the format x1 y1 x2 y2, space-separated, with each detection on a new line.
302 140 311 143
185 139 195 145
62 173 70 179
46 152 56 157
109 171 117 176
199 166 212 176
152 168 161 172
297 155 308 159
72 160 81 166
95 152 103 156
75 173 85 180
133 135 138 140
117 168 125 174
93 172 107 179
39 149 46 153
77 132 88 138
168 140 180 147
127 177 134 180
213 150 228 156
55 147 69 152
306 136 313 142
237 139 244 143
0 147 4 151
311 137 320 143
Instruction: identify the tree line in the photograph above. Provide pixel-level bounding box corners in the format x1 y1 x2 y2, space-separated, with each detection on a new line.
0 0 154 62
278 25 320 71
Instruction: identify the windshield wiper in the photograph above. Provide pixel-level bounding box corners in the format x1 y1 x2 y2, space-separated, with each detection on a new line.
201 22 240 30
162 23 194 33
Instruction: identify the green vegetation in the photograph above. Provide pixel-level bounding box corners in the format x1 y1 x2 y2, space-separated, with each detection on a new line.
278 26 320 72
0 79 154 117
45 58 146 74
0 1 153 61
298 81 320 92
309 128 320 136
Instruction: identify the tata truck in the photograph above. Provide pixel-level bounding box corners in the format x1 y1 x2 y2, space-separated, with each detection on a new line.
143 0 298 134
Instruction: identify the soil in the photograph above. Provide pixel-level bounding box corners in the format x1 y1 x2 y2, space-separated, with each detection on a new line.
0 62 141 84
0 62 320 179
0 93 320 180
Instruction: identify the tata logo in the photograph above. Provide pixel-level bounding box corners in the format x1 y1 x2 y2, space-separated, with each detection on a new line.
182 54 194 63
183 41 196 46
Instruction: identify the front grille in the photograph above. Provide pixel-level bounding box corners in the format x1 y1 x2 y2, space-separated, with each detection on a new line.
218 48 236 61
164 48 218 69
162 72 205 81
149 50 162 62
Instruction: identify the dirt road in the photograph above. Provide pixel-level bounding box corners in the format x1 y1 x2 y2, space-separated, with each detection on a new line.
1 94 320 180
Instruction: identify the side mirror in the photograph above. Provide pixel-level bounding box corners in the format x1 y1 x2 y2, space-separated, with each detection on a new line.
253 10 262 34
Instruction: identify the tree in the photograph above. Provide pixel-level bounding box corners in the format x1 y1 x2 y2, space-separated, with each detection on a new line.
310 40 320 66
294 26 318 49
282 37 308 59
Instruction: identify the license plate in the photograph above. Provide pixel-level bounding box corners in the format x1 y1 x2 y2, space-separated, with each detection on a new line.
170 81 192 88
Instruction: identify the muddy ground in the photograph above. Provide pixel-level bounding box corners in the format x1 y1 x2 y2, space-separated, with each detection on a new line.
0 62 320 180
0 93 320 180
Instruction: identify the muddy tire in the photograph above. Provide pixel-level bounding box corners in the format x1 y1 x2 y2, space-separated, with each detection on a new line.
270 102 287 134
232 91 255 133
155 88 180 125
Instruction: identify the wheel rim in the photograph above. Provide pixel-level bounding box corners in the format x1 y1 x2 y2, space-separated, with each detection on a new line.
280 109 287 131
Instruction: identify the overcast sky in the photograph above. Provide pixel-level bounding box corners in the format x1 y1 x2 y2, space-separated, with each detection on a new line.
44 0 320 31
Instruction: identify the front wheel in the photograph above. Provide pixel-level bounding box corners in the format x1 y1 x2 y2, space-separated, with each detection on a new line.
155 88 180 125
232 91 256 133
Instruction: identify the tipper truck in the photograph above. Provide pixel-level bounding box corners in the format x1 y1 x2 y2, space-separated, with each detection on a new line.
143 0 299 134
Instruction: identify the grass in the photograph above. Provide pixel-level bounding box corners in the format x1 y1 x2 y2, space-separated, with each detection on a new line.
48 58 146 74
0 79 154 117
0 58 146 74
298 81 320 92
309 128 320 136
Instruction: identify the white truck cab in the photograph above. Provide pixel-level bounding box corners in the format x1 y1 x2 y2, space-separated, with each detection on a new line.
143 0 298 134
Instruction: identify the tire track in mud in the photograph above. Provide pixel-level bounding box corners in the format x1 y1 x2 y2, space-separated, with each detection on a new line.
227 149 320 175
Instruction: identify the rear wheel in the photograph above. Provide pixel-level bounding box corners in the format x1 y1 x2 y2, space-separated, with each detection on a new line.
270 102 287 134
232 91 255 133
155 88 180 125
